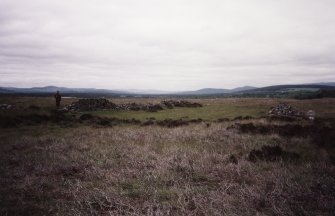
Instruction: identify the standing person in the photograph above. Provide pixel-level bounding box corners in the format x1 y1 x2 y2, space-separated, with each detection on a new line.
54 91 62 108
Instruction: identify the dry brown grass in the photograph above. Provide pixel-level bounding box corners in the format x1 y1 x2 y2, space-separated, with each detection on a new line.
1 119 334 215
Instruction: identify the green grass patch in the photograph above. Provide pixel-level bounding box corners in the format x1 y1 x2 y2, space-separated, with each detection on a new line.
86 104 268 121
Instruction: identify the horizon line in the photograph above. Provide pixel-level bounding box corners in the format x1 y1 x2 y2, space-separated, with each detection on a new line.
1 82 335 93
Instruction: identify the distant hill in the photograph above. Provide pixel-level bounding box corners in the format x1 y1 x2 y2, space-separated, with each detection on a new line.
174 84 335 99
121 89 176 94
238 84 335 94
308 82 335 87
0 83 334 99
178 88 230 95
0 87 15 94
177 86 257 95
0 86 258 96
229 86 258 93
233 84 335 99
0 86 132 96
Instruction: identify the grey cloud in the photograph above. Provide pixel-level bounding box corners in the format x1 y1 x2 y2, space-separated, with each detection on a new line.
0 0 335 90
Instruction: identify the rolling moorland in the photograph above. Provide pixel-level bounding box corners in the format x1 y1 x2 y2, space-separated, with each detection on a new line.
0 95 335 215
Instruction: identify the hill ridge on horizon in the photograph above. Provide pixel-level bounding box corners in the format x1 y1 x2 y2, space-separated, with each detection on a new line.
0 82 335 96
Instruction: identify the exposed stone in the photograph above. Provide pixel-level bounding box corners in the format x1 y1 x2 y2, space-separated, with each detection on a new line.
0 104 15 110
268 103 304 118
63 98 202 112
306 110 316 120
63 98 117 112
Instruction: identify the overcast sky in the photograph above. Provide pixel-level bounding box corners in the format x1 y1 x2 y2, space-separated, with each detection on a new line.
0 0 334 90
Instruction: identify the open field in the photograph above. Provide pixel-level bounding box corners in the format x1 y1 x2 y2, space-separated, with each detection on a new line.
0 97 335 215
2 97 335 120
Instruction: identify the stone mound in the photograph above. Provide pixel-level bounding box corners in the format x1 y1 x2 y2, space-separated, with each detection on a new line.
116 103 163 112
268 103 304 118
0 104 15 110
64 99 202 112
64 99 117 111
64 99 164 112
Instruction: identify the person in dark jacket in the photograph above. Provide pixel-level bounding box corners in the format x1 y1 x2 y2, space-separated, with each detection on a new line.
54 91 62 108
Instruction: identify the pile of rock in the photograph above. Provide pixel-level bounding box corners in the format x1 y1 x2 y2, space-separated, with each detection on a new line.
0 104 15 110
63 98 117 112
63 99 165 112
268 103 304 118
116 103 140 111
63 98 202 112
161 100 202 108
306 110 316 120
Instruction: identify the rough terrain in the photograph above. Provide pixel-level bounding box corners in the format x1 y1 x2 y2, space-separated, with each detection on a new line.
0 97 334 215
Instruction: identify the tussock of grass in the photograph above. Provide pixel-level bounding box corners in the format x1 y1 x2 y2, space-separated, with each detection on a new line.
1 120 334 215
